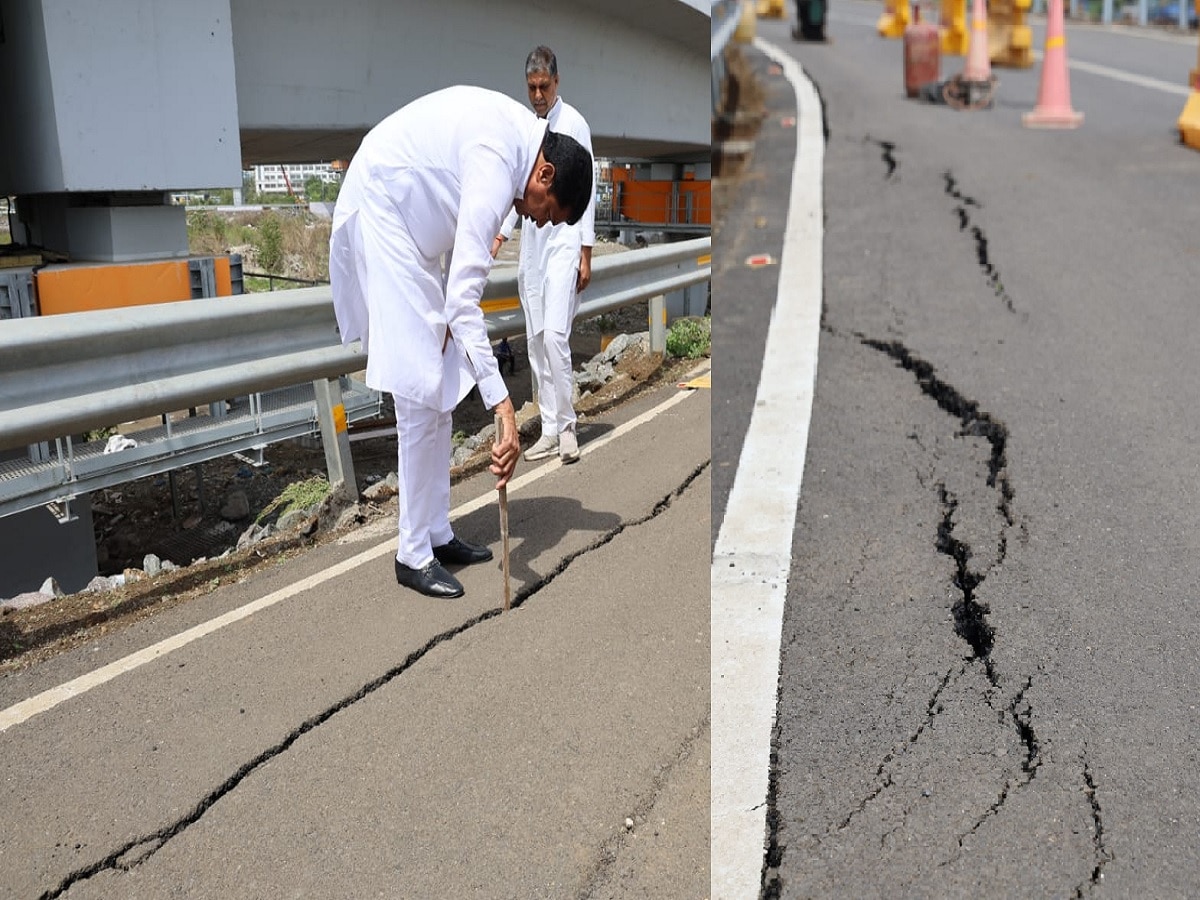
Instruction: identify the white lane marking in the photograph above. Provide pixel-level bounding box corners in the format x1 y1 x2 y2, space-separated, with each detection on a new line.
1060 54 1192 95
0 381 704 734
711 40 824 900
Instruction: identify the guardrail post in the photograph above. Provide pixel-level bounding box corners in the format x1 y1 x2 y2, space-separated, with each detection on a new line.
649 294 667 354
313 376 358 499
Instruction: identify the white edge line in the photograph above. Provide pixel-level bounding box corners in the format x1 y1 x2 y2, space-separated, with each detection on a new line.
711 39 824 900
0 380 704 734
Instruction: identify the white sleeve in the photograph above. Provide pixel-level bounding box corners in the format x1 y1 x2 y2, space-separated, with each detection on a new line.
445 145 517 409
499 207 519 241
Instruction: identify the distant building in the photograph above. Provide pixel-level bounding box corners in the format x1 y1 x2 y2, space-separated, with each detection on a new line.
252 163 340 197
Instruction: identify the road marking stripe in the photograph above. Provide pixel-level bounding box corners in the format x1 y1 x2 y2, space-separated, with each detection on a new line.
0 380 704 734
1063 54 1192 95
711 39 824 900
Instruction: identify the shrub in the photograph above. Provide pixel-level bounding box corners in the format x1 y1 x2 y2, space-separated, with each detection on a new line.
665 316 711 359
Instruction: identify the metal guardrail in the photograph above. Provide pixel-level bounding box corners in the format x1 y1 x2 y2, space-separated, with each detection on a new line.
0 237 710 517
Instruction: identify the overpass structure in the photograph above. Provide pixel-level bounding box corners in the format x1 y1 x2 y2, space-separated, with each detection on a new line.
0 0 710 266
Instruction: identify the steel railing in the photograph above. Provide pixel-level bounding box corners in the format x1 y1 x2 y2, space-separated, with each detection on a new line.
0 237 710 517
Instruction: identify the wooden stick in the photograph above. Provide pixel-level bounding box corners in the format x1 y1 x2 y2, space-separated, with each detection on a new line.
495 414 511 611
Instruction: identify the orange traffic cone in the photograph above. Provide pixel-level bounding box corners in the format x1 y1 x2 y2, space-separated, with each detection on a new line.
1023 0 1083 128
962 0 991 83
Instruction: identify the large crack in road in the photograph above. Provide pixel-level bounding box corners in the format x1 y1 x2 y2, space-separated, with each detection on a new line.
36 462 710 900
760 131 1107 894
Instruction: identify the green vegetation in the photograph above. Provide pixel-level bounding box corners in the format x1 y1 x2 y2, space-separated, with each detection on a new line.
256 475 331 525
187 208 332 286
256 215 284 273
665 316 711 359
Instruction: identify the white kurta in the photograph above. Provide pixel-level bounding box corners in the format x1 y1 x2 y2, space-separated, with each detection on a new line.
500 95 596 338
329 86 548 413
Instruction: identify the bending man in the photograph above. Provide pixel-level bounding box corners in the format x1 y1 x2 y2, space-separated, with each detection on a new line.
494 46 596 465
330 85 592 598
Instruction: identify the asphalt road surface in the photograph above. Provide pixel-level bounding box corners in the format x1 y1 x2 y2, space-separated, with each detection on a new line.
713 6 1200 898
0 369 710 900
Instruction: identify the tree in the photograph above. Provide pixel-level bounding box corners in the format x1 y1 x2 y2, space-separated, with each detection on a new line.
304 176 325 202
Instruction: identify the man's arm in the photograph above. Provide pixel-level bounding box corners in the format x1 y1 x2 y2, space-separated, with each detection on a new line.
489 396 519 488
577 244 593 293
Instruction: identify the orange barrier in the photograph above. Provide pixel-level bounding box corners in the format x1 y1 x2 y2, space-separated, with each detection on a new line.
608 169 711 228
940 0 970 55
1178 0 1200 149
879 0 912 38
36 257 235 316
988 0 1034 68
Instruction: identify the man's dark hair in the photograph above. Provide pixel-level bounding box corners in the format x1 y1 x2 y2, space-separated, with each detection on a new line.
542 130 592 226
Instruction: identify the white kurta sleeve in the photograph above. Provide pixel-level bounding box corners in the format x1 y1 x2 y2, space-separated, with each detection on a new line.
499 207 519 241
445 145 520 409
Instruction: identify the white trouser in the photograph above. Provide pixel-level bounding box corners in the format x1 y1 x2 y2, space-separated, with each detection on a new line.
392 394 454 568
528 328 576 436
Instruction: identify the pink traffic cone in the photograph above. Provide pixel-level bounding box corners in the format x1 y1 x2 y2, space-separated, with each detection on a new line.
962 0 991 82
1023 0 1083 128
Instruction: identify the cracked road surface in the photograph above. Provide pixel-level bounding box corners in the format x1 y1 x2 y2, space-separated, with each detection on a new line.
0 374 710 899
714 7 1200 898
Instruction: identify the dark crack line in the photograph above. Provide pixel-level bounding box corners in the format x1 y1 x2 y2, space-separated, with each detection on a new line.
580 713 710 900
1074 749 1110 897
860 336 1050 857
760 717 785 900
937 483 997 682
1009 676 1041 777
36 462 710 900
947 675 1043 855
942 171 1015 313
860 337 1014 530
832 665 962 835
867 136 898 179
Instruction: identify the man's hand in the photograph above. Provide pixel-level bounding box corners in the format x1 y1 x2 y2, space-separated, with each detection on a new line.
490 397 519 489
490 235 506 260
576 245 593 293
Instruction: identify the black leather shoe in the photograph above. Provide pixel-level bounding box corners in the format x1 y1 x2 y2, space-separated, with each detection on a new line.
432 536 494 566
394 559 464 598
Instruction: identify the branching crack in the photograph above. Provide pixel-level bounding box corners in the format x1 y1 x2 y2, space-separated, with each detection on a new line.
860 336 1050 856
834 665 961 834
35 462 710 900
942 172 1014 312
860 338 1014 531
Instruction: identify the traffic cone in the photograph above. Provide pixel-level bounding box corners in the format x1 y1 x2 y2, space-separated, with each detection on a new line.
1023 0 1083 128
962 0 991 82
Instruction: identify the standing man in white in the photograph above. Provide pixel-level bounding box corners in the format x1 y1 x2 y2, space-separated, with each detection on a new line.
330 85 593 598
493 46 597 465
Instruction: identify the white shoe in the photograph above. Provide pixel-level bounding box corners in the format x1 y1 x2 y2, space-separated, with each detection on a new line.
559 428 579 464
524 433 559 461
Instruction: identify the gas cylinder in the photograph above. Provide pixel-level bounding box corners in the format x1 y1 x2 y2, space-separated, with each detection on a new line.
903 4 940 98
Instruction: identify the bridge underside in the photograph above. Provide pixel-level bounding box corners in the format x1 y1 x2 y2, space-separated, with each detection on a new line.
239 129 710 167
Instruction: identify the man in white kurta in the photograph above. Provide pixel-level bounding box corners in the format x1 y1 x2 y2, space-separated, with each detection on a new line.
495 47 596 464
330 85 592 598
